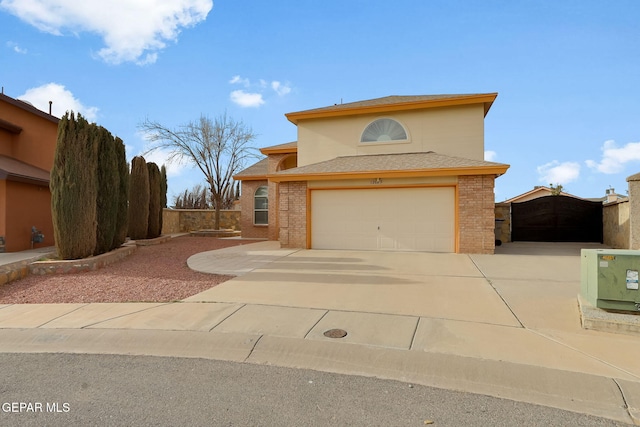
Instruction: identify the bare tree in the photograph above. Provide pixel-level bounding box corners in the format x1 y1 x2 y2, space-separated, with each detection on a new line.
140 113 257 229
173 184 210 209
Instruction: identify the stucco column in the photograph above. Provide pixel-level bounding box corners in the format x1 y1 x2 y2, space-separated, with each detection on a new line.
626 172 640 249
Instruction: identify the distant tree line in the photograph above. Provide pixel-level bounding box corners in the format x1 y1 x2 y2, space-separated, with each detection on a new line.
172 182 239 210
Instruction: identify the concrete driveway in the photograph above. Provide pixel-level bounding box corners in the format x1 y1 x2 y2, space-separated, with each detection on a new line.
186 241 603 328
186 241 640 382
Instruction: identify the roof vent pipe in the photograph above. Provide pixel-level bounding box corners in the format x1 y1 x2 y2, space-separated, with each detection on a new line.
49 101 52 115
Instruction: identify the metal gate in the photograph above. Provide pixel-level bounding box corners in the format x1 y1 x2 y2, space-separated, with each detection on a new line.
511 196 603 242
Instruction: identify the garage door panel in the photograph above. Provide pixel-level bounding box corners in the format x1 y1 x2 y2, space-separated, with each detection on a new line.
311 187 455 252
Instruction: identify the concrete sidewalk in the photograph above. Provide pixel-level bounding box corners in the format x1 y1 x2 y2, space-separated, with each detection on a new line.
0 241 639 424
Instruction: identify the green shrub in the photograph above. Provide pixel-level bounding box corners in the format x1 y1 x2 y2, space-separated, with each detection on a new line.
159 164 167 234
146 162 162 238
128 156 150 240
94 126 119 255
50 112 97 260
111 137 129 249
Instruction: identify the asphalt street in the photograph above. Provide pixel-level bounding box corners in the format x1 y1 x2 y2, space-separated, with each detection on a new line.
0 353 627 426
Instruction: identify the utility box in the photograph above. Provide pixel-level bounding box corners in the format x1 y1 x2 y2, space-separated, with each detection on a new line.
581 249 640 312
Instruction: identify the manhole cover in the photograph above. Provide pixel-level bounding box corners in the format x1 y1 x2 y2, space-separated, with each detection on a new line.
323 329 347 338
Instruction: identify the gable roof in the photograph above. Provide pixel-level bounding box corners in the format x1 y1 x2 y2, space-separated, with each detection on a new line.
233 157 268 180
0 155 50 185
260 141 297 155
285 93 497 124
0 93 59 124
502 186 584 203
268 152 509 182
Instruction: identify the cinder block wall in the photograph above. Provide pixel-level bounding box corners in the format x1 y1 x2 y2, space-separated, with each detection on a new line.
278 181 307 248
458 175 496 254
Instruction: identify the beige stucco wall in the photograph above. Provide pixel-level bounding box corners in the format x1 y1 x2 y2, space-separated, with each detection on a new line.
629 177 640 250
296 104 485 167
603 200 630 249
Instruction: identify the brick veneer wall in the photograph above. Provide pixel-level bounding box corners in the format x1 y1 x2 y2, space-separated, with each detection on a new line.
240 180 269 238
278 181 307 248
458 175 496 254
267 153 297 241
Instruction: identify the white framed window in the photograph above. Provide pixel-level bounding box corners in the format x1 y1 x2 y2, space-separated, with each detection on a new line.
361 118 408 143
254 186 268 225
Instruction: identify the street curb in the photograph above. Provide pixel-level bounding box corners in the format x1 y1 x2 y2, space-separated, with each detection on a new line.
0 328 636 425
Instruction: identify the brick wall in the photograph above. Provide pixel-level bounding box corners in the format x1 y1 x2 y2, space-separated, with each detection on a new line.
458 175 496 254
239 180 269 238
278 181 307 248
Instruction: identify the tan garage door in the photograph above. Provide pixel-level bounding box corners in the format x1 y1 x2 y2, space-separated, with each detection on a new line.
311 187 455 252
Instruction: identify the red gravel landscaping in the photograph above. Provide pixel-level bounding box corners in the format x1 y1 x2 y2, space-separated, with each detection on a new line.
0 236 249 304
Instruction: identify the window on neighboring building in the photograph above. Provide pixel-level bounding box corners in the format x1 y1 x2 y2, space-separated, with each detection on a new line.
361 118 408 143
254 186 268 225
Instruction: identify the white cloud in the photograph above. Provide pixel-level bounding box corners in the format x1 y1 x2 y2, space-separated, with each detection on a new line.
230 90 264 108
537 160 581 185
228 75 292 107
0 0 213 65
586 139 640 174
271 81 291 96
484 150 497 161
142 148 184 177
6 41 27 54
229 75 250 87
18 82 98 121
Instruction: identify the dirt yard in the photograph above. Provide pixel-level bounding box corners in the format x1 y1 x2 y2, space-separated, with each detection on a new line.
0 236 248 304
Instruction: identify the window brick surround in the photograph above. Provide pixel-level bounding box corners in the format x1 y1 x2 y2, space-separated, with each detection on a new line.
240 180 268 239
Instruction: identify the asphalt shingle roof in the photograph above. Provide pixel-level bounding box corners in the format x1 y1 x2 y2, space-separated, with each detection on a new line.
0 155 50 184
234 157 268 179
273 152 508 177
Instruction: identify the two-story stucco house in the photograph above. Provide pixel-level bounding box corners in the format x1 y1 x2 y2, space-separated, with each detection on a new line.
235 93 509 254
0 92 58 252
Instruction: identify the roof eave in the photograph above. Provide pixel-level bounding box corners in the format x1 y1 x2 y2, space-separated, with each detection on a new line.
259 146 298 155
285 93 498 124
233 174 268 181
267 165 509 182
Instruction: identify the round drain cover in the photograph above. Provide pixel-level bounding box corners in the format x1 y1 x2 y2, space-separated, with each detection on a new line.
323 329 347 338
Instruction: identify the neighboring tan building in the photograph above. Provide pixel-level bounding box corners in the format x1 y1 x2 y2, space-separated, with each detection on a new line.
0 92 58 252
235 93 509 254
502 186 583 203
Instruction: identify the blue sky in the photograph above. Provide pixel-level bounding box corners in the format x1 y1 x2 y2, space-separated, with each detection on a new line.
1 0 639 202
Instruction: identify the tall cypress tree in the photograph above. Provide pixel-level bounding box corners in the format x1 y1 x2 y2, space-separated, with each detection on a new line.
94 126 119 255
128 156 150 240
146 162 162 239
50 112 97 259
111 137 129 249
159 164 167 235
